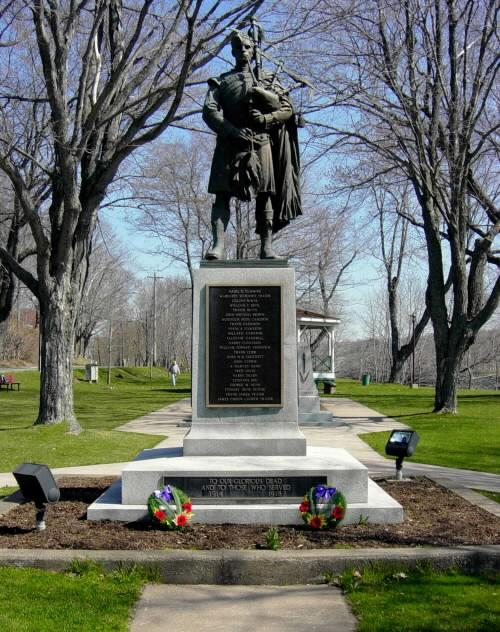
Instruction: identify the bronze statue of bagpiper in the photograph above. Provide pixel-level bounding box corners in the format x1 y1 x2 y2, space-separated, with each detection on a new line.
203 20 307 260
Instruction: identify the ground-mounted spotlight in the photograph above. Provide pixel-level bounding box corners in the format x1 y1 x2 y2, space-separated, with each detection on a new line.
13 463 60 531
385 430 420 480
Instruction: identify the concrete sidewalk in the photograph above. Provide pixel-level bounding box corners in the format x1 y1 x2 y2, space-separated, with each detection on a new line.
130 584 356 632
1 397 499 515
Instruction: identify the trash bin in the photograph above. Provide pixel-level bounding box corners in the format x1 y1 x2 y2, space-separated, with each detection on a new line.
85 364 99 383
323 381 333 395
361 373 371 386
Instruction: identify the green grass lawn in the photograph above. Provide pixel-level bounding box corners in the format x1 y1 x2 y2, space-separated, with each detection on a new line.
0 367 190 472
332 379 500 474
0 486 18 499
338 566 499 632
0 562 157 632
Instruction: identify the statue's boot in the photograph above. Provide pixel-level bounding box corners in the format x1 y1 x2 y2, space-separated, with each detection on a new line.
205 219 226 260
260 222 284 260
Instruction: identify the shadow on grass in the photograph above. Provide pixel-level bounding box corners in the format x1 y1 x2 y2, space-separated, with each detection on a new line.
459 393 500 400
334 393 435 403
391 411 437 419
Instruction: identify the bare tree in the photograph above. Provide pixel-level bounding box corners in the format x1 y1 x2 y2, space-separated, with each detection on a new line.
155 276 192 368
308 0 499 412
370 184 431 382
0 162 40 324
0 185 18 323
74 225 133 358
289 204 358 315
129 136 213 287
0 0 264 429
459 326 500 389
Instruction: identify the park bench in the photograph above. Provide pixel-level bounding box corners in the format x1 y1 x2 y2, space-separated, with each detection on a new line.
0 374 21 391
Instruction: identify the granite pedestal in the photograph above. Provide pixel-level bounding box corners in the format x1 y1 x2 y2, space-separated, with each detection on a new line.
183 261 306 456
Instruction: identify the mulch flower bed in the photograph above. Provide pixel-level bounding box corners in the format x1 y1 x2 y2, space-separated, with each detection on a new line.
0 477 498 550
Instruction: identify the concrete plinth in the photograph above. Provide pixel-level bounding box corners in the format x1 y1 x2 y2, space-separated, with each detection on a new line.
87 446 403 525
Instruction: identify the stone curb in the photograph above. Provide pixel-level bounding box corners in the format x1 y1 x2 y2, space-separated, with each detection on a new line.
440 485 500 518
0 546 498 584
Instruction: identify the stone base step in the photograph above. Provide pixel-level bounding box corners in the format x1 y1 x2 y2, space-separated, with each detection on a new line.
120 446 368 505
87 478 403 525
298 411 337 425
86 446 403 526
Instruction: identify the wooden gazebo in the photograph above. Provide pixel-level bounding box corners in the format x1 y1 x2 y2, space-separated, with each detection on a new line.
296 307 341 389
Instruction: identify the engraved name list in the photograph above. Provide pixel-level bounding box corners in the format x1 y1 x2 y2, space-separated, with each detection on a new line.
207 285 282 406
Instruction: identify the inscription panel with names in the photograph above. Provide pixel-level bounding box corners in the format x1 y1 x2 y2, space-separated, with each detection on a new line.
206 285 282 407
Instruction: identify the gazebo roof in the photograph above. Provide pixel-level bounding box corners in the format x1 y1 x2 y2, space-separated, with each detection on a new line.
296 307 341 325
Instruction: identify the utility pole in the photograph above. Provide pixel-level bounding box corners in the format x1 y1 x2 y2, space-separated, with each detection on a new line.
16 284 20 327
411 313 416 386
107 318 112 386
147 273 164 379
36 304 41 372
120 321 124 367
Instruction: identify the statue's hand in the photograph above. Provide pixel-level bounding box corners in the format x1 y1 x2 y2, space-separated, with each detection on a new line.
232 127 253 142
249 109 266 130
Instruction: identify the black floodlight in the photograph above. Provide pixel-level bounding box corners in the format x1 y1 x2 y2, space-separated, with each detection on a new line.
13 463 60 531
385 430 420 480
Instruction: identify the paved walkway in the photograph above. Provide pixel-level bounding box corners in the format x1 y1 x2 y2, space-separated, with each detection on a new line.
131 584 356 632
1 397 499 505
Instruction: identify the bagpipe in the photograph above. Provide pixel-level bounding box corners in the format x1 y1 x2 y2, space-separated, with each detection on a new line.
235 17 313 127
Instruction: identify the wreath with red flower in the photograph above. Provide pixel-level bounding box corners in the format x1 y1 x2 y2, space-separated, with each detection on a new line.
299 484 346 529
147 484 193 529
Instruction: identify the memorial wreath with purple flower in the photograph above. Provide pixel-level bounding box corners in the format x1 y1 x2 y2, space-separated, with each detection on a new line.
299 484 346 529
147 484 193 529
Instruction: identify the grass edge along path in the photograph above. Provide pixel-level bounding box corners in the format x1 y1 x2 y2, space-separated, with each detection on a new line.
331 379 500 474
474 489 500 504
0 561 159 632
0 367 190 472
0 486 18 499
336 565 499 632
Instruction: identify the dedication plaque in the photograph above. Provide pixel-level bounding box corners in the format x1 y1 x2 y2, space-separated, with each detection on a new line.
163 476 327 504
207 285 282 406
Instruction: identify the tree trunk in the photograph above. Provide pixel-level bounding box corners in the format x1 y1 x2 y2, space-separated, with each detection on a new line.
82 334 92 359
36 290 82 433
433 332 469 413
0 266 15 323
0 207 20 323
434 356 459 413
388 357 406 383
